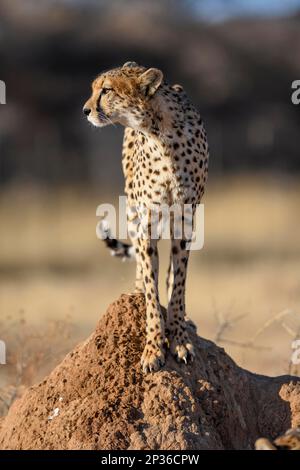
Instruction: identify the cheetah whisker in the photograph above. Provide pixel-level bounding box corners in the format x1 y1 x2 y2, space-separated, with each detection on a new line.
98 112 116 128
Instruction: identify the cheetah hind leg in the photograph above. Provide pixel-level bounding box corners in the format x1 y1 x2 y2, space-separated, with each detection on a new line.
166 238 195 364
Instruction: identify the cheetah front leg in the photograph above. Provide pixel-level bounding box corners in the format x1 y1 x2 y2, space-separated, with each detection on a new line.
127 206 144 293
167 236 195 363
138 236 165 373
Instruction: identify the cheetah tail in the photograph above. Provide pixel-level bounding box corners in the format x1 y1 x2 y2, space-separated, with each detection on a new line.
98 219 136 261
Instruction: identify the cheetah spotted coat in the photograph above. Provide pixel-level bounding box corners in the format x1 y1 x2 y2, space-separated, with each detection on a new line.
84 62 209 373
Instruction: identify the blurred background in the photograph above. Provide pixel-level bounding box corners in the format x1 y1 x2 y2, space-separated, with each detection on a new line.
1 0 300 407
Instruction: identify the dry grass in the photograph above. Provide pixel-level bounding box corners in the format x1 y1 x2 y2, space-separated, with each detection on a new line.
0 312 75 416
0 175 300 410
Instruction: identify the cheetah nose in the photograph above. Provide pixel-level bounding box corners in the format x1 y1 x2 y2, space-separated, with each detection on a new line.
83 107 91 116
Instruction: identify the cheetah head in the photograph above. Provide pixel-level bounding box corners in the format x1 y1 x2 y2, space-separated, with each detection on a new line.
83 62 164 129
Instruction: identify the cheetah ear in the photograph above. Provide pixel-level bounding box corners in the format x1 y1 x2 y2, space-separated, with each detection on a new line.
122 61 138 68
139 68 163 98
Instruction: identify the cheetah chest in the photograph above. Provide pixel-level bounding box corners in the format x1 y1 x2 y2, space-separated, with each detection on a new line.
132 150 204 208
131 149 189 207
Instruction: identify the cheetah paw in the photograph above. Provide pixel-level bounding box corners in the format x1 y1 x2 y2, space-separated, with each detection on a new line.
170 340 195 364
141 344 165 374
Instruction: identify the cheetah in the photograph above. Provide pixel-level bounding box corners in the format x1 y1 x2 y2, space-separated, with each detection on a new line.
83 61 209 373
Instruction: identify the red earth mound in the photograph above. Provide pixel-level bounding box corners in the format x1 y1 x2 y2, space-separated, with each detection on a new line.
0 293 299 450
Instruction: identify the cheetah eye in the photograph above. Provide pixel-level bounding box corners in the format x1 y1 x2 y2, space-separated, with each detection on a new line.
101 87 112 95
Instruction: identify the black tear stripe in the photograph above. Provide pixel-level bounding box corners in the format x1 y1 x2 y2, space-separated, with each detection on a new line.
96 91 103 113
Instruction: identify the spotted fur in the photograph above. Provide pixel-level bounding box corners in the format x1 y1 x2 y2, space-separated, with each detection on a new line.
84 61 209 373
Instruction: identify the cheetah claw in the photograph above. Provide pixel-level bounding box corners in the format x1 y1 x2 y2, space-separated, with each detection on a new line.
141 346 165 374
142 357 165 374
171 341 195 365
